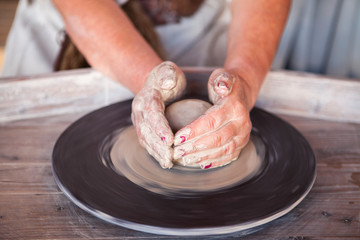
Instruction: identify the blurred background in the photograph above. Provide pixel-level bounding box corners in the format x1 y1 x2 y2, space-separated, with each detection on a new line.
1 0 359 79
0 0 18 71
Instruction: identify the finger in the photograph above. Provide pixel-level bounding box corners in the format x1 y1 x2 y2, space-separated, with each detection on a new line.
176 148 218 166
208 69 235 104
133 113 173 166
156 61 177 90
174 121 240 157
178 138 238 165
173 105 228 146
142 141 174 169
131 112 144 141
174 121 236 158
142 89 163 112
139 124 174 168
151 61 186 102
177 130 250 165
134 89 174 146
147 110 174 146
145 96 174 146
198 148 242 170
132 105 174 168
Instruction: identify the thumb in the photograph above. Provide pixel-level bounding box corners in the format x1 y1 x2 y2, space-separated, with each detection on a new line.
151 61 186 102
208 70 235 103
157 61 177 90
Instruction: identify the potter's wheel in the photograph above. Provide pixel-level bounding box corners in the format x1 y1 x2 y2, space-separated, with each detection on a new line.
52 99 316 236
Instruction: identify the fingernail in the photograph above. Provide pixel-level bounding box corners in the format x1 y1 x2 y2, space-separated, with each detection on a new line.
159 66 176 90
217 81 229 89
174 128 191 146
214 73 234 96
202 163 212 169
174 148 185 159
161 78 175 89
174 135 186 146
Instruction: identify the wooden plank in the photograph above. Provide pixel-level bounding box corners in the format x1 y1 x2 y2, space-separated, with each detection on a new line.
0 112 83 164
280 115 360 159
0 69 134 123
0 191 358 239
0 193 162 240
0 69 359 239
0 112 359 239
0 164 59 194
257 71 360 123
1 68 359 123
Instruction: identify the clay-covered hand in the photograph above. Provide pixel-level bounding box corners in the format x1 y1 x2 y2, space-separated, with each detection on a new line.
131 61 186 168
173 69 252 169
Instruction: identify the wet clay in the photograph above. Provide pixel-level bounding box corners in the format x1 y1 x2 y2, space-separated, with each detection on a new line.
165 99 212 132
108 126 264 195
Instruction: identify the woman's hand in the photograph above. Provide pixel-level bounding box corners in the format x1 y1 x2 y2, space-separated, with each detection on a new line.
131 61 186 168
173 69 252 169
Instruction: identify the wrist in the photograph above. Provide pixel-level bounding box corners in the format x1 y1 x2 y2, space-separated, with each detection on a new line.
116 59 162 94
223 64 264 109
234 73 257 110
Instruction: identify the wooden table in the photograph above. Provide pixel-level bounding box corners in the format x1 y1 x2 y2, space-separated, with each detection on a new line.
0 69 359 239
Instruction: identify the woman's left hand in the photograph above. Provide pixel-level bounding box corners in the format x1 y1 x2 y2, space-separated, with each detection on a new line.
173 69 252 169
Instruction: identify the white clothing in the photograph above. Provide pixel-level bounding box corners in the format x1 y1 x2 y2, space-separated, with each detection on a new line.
1 0 230 77
2 0 360 79
1 0 64 77
156 0 230 67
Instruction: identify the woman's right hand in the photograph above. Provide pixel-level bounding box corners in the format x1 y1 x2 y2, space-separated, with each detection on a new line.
131 61 186 168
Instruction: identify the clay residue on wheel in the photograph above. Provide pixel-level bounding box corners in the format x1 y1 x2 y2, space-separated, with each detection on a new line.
101 126 265 196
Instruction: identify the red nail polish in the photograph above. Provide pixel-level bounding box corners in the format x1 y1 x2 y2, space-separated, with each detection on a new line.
176 149 186 157
217 81 228 89
180 136 186 143
204 163 212 169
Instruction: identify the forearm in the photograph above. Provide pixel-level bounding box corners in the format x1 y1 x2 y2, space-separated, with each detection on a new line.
225 0 290 108
52 0 162 93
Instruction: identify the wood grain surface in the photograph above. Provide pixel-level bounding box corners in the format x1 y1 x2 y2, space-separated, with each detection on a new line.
1 68 359 123
0 69 359 239
0 111 359 239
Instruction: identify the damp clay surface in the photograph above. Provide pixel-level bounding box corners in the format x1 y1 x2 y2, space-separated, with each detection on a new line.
109 126 265 195
165 99 212 132
109 98 264 195
165 98 214 167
